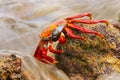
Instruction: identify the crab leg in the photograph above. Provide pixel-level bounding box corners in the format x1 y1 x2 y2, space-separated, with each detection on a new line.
34 45 42 60
70 19 109 26
68 24 104 37
48 42 63 54
65 27 86 41
65 13 92 20
53 19 65 25
34 41 57 63
34 45 48 63
41 46 58 63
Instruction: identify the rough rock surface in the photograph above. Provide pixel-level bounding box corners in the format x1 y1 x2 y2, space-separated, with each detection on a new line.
93 22 120 59
0 54 27 80
56 23 120 80
112 22 120 58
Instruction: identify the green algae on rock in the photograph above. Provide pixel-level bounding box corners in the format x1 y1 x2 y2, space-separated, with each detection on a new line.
56 23 120 80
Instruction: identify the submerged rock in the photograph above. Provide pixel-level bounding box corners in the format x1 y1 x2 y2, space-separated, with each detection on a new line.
56 23 120 80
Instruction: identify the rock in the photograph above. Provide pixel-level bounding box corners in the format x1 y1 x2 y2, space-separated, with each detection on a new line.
93 22 120 59
112 22 120 58
0 50 70 80
0 16 70 80
0 54 27 80
56 23 120 80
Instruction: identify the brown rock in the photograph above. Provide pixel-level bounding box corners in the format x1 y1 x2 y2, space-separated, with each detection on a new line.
0 54 27 80
56 23 120 80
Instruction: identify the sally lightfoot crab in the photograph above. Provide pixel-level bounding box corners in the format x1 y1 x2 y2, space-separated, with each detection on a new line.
34 13 109 64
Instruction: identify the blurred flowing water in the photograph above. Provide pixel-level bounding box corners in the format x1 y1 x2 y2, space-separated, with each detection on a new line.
0 0 120 80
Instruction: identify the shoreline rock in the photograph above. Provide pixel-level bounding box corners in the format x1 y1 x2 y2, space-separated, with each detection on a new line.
56 23 120 80
0 54 27 80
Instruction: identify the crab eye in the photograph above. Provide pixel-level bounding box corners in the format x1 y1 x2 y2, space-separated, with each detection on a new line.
51 31 60 41
51 25 64 41
52 35 58 39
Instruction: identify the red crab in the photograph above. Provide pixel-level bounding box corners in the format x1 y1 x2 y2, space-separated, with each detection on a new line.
34 13 109 64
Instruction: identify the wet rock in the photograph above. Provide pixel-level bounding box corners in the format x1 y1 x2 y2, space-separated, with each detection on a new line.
0 50 70 80
0 54 27 80
56 23 120 80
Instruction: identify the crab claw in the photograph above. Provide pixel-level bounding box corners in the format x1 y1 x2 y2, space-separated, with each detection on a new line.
59 33 66 44
34 44 57 64
34 45 49 63
41 47 58 63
